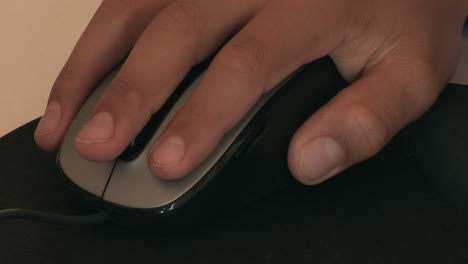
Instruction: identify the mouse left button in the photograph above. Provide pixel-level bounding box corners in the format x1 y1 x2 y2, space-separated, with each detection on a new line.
57 67 119 197
58 150 115 198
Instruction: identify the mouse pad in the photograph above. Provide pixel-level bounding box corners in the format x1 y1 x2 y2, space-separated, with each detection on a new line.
1 58 468 263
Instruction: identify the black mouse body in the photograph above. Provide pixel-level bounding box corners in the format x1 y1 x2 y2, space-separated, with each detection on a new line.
57 57 346 231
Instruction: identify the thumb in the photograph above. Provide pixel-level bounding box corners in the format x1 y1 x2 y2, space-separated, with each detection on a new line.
287 58 443 185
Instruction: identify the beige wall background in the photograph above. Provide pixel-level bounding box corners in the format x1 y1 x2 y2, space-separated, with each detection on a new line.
0 1 467 137
0 0 100 137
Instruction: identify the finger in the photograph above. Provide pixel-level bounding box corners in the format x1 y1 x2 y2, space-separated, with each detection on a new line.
287 56 444 185
34 0 170 151
147 0 351 179
74 0 266 161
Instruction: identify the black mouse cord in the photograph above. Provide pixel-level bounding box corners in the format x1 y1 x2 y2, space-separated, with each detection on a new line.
0 208 110 226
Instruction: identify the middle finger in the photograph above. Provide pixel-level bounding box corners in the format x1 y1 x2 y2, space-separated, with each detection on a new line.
74 0 266 161
148 0 352 179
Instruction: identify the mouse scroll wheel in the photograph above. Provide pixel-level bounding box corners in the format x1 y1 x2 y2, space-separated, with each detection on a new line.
117 77 187 161
118 112 165 161
129 138 136 148
116 62 209 161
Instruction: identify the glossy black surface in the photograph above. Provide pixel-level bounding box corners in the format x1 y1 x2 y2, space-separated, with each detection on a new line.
2 57 468 263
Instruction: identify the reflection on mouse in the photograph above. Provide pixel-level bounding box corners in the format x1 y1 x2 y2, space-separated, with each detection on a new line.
57 57 346 231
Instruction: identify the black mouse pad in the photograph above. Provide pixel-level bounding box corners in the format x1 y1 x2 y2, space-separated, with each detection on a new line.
1 58 468 263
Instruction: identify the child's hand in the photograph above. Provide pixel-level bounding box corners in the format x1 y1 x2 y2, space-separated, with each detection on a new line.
34 0 467 184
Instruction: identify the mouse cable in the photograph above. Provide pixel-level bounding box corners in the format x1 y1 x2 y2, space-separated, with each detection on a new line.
0 208 110 226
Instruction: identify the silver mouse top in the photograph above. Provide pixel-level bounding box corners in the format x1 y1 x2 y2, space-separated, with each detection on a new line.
58 65 295 210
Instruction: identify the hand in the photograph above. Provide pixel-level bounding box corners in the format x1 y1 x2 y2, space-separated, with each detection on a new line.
34 0 467 185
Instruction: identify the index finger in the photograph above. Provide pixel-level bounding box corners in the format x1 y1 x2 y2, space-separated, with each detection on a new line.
34 0 170 150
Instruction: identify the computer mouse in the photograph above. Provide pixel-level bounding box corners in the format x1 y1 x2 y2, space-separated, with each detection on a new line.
57 57 347 231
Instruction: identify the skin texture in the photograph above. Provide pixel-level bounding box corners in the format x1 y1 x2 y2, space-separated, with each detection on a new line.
34 0 467 185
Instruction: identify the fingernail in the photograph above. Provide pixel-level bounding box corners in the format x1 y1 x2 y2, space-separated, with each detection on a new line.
76 112 114 143
299 136 345 182
35 101 62 136
150 136 185 169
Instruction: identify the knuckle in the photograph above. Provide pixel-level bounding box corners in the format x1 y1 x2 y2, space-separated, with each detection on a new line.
54 59 80 88
396 55 443 96
391 57 442 115
405 59 437 84
156 0 199 38
99 0 135 15
345 103 393 157
217 37 268 76
108 78 147 111
413 60 444 94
